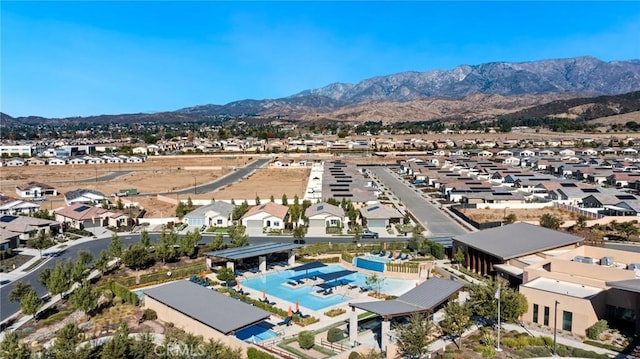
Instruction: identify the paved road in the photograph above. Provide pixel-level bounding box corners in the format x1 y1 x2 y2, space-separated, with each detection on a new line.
367 167 467 238
0 231 405 323
604 242 640 253
158 158 271 196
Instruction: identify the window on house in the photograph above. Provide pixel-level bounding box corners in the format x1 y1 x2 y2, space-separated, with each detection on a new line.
273 221 280 227
544 306 550 326
216 219 223 225
330 219 338 226
562 311 572 332
533 304 539 324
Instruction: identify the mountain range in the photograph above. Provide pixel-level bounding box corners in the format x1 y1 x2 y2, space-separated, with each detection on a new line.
3 56 640 126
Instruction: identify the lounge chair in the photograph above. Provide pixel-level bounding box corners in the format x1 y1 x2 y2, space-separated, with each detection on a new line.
387 252 393 259
402 254 409 260
294 310 310 319
316 288 326 294
359 286 370 293
277 316 292 326
287 281 298 286
348 284 359 290
323 288 334 295
396 252 403 260
379 250 386 257
296 279 305 285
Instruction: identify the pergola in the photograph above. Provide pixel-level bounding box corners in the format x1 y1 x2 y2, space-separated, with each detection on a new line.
348 277 465 351
205 242 303 273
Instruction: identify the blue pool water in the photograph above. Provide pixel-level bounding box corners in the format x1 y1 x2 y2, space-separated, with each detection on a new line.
240 265 413 311
362 254 394 263
235 324 279 342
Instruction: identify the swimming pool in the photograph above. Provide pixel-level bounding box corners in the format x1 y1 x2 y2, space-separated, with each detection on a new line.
235 324 279 343
240 265 414 311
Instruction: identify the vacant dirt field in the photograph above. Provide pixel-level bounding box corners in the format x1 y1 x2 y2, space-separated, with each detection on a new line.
209 168 311 201
0 155 253 196
462 206 577 223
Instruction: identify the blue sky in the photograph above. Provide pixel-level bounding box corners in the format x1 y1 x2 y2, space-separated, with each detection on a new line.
2 1 639 118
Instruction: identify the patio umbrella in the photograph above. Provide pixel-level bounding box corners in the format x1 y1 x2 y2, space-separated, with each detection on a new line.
262 289 266 299
236 279 241 290
288 306 293 318
383 242 387 250
295 300 299 312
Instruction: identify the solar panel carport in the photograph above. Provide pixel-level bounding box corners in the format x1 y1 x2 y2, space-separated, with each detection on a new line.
205 242 303 273
347 277 465 351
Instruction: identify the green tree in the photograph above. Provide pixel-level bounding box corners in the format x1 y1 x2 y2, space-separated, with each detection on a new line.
454 248 465 268
116 198 124 210
129 331 157 359
71 257 88 283
94 250 110 273
503 213 517 224
0 330 31 359
539 213 563 230
232 200 250 221
47 260 72 299
8 282 32 303
38 267 52 288
122 244 154 270
281 194 288 206
614 221 639 240
365 273 385 297
180 229 201 258
50 323 83 359
211 233 225 250
469 281 528 323
575 215 587 231
229 225 249 247
27 231 53 257
395 313 433 359
216 267 235 283
255 195 261 205
270 195 275 203
139 229 151 248
440 300 472 348
70 280 98 314
176 201 186 218
20 289 43 317
101 323 131 359
109 233 123 258
293 226 306 241
77 250 93 266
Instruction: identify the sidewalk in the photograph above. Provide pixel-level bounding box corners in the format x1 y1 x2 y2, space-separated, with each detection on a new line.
435 260 484 286
0 230 115 287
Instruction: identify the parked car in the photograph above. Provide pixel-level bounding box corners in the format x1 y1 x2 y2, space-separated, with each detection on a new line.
360 230 379 239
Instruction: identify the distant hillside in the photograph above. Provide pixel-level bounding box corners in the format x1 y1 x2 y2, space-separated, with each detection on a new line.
501 91 640 122
3 56 640 125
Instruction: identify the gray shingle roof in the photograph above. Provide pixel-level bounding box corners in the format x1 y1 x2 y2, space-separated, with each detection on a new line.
453 222 584 260
349 277 464 317
144 280 271 334
359 203 403 220
304 202 345 218
185 201 235 219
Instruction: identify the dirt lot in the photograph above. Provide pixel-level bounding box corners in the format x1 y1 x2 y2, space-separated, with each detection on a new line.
462 206 577 223
209 167 311 201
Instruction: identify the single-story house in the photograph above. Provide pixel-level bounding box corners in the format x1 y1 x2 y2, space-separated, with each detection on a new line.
0 230 20 250
359 202 403 228
304 202 346 231
64 189 108 206
185 201 236 227
241 202 289 232
0 215 61 243
55 203 125 230
15 181 58 198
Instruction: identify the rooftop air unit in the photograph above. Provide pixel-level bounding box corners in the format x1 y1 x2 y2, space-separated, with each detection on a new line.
573 256 585 263
601 257 614 266
582 257 598 265
628 263 640 271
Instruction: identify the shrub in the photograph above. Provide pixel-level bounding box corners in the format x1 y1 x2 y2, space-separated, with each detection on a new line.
516 335 530 349
348 352 361 359
325 308 346 317
480 332 495 346
541 336 554 346
327 327 344 343
298 331 315 350
571 348 608 359
247 347 276 359
528 336 546 346
142 309 157 321
529 347 552 357
586 319 609 340
501 337 518 348
481 346 496 358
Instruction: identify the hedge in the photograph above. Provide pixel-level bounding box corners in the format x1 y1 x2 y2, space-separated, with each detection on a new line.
106 281 140 306
586 319 608 340
327 327 344 343
119 262 206 288
247 347 276 359
224 289 319 326
385 261 419 273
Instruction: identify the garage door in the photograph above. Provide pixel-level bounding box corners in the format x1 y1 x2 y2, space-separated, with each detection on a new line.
367 219 387 228
187 217 205 226
245 219 263 236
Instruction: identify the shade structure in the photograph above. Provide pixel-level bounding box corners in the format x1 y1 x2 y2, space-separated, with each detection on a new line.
295 300 299 311
383 243 387 250
288 306 293 317
236 279 241 290
262 289 266 299
316 270 356 283
289 261 327 272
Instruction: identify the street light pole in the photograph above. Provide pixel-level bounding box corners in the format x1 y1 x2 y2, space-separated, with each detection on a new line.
553 300 559 357
194 177 197 195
